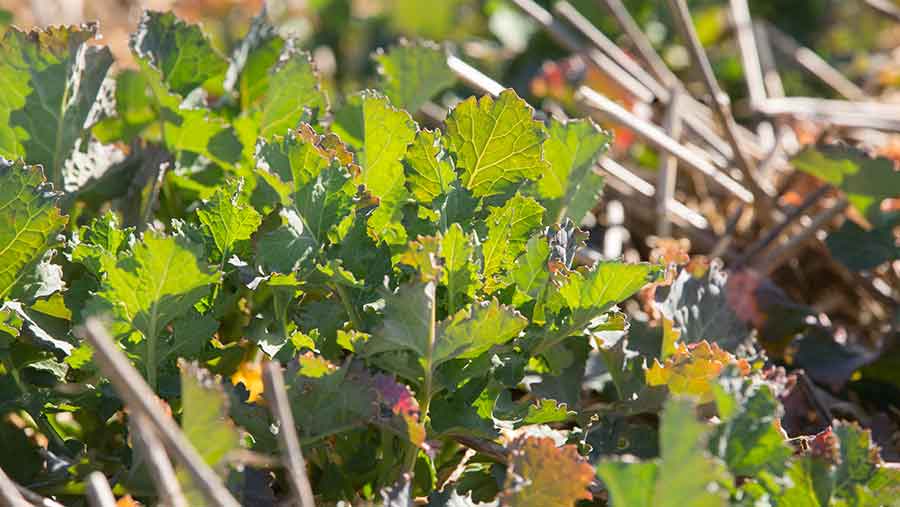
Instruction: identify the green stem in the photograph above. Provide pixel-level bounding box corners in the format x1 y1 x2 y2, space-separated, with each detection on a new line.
404 282 437 474
210 247 229 304
146 333 158 393
333 283 363 330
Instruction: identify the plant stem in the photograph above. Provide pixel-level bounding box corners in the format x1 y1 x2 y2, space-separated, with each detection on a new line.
405 282 437 475
333 283 363 330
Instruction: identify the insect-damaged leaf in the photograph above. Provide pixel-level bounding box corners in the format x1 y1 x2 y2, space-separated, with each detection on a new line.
0 23 114 188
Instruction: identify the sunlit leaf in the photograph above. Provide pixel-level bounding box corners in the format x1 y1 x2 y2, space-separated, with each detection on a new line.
791 145 900 219
375 40 455 112
0 161 67 301
446 90 548 197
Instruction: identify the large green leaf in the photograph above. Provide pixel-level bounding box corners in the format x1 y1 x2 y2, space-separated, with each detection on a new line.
252 49 328 140
538 118 609 222
435 299 527 365
93 13 240 168
556 260 659 333
375 40 456 112
88 233 219 388
223 11 284 111
710 382 792 477
481 194 544 293
509 234 551 305
446 90 548 197
0 23 114 188
255 127 356 274
0 161 67 301
130 11 227 96
791 145 900 219
597 397 729 507
360 93 418 245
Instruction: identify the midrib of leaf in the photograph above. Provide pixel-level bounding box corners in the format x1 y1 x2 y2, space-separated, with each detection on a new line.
464 99 508 189
145 245 176 391
366 128 399 179
50 61 74 188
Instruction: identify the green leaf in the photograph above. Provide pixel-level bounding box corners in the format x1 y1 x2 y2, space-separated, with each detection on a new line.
494 395 575 427
257 208 318 275
564 171 604 225
441 223 478 314
509 234 550 304
375 40 456 112
791 145 900 219
597 397 728 507
94 63 239 168
365 282 526 387
404 129 457 203
0 161 67 301
482 194 544 293
446 90 549 197
711 383 792 477
251 48 328 140
776 458 834 507
94 13 240 167
500 436 594 507
538 118 609 222
435 299 527 365
833 421 891 500
224 11 285 111
558 261 659 325
89 233 219 388
360 93 417 199
177 360 242 506
196 180 262 258
360 92 418 245
130 11 226 96
0 23 114 187
255 127 356 275
70 211 131 276
825 212 900 271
